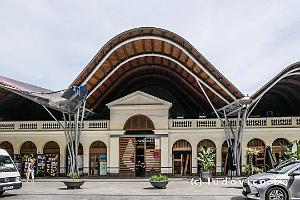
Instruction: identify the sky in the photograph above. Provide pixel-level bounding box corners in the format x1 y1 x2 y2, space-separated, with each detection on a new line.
0 0 299 95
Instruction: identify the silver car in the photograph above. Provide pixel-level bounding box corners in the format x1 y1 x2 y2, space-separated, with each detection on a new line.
243 161 300 200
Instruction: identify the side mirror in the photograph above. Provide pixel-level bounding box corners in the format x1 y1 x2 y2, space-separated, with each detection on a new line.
290 170 300 176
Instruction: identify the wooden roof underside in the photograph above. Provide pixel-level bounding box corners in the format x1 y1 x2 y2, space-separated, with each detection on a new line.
251 61 300 116
72 27 244 110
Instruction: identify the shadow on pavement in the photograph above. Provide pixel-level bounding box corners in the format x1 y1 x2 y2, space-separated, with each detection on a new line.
221 186 243 189
58 188 83 190
231 196 247 200
0 194 18 199
142 187 156 190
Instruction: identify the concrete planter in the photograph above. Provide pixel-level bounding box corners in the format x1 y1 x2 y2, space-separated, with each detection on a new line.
150 181 169 189
201 170 212 182
62 180 85 189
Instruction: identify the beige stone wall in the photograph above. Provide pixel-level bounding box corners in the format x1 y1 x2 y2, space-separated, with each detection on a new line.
0 127 299 175
109 106 169 130
0 130 110 175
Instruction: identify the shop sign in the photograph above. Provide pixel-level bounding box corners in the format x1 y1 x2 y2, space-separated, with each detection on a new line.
154 151 160 159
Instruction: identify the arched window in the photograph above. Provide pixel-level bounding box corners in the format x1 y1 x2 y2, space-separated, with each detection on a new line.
247 138 266 169
272 138 290 163
123 115 155 131
20 141 37 155
0 141 14 157
42 141 60 177
197 139 216 175
89 141 107 176
19 141 37 177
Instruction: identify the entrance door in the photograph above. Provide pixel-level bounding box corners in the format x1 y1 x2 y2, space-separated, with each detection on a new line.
119 138 136 176
120 137 160 177
172 140 192 176
173 152 191 175
135 138 145 177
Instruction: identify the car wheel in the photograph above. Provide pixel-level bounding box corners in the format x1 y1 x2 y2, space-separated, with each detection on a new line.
0 191 5 196
266 187 288 200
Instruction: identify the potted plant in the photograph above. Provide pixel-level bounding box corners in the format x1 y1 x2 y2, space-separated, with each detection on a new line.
149 174 169 189
62 172 85 189
292 140 300 160
281 142 295 162
244 147 260 175
196 146 215 181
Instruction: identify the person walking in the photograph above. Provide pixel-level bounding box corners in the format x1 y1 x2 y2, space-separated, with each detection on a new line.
26 159 35 182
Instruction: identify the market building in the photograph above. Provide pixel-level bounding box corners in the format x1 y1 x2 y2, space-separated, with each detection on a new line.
0 27 299 177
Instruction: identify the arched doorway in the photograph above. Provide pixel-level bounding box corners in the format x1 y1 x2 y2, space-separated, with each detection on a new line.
197 139 216 175
0 141 14 157
89 141 107 176
247 138 266 169
66 143 83 175
19 141 37 177
272 138 289 163
172 139 192 176
120 114 159 177
40 141 60 177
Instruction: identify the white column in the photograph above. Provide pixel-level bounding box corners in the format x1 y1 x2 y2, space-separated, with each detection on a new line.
241 140 248 168
60 146 66 175
109 137 119 174
83 145 89 175
36 144 43 155
160 136 169 174
192 144 198 174
216 146 222 174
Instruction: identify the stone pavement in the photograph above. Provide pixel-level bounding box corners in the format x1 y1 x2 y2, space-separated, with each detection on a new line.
1 178 247 200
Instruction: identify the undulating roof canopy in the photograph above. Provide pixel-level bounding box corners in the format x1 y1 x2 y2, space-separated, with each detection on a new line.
0 83 60 120
0 76 84 120
0 27 299 120
72 27 243 118
251 61 300 117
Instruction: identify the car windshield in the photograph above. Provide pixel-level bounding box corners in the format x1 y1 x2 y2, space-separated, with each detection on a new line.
0 155 17 172
270 161 300 174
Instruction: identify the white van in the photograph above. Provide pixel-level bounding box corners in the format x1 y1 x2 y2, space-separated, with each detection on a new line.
0 149 22 196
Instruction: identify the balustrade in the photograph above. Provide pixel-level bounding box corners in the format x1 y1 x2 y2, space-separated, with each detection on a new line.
0 117 299 131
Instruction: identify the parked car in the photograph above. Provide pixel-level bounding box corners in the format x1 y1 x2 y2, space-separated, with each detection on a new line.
0 149 22 196
243 160 300 200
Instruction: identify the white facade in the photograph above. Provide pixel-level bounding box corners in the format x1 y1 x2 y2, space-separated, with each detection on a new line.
0 91 299 176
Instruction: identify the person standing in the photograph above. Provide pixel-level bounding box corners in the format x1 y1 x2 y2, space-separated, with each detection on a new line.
26 159 35 182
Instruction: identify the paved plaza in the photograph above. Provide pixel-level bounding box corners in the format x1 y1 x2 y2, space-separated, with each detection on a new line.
1 178 246 200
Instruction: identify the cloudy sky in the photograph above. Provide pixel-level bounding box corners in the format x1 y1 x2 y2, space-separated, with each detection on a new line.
0 0 299 95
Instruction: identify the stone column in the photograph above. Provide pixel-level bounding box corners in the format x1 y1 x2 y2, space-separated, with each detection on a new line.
60 145 66 176
192 144 198 175
109 137 119 175
241 140 248 172
83 144 89 176
216 146 222 175
160 136 169 174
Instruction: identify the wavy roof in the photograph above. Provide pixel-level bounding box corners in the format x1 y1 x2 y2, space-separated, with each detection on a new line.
0 27 299 119
251 61 300 116
72 27 244 110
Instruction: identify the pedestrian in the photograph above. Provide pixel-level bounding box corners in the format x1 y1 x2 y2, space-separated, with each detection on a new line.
26 159 35 182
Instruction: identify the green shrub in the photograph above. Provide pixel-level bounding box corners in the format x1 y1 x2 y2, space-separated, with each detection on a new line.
242 164 263 175
149 174 168 182
67 172 78 180
196 146 215 171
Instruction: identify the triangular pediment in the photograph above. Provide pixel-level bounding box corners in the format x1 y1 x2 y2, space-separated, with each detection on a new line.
106 91 172 108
